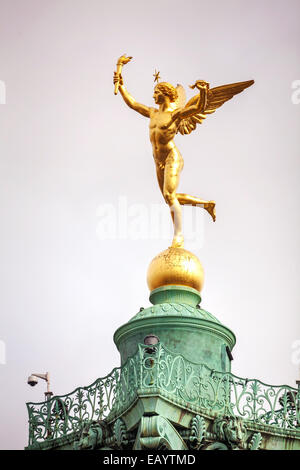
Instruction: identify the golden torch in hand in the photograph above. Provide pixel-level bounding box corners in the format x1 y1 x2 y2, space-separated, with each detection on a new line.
114 54 132 95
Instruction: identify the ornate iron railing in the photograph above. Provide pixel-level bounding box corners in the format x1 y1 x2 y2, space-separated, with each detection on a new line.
143 344 300 429
26 368 120 446
26 343 300 447
26 354 141 447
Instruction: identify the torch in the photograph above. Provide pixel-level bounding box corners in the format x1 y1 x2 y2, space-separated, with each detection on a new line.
114 54 133 95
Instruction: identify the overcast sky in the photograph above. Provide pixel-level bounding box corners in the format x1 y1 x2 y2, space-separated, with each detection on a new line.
0 0 299 450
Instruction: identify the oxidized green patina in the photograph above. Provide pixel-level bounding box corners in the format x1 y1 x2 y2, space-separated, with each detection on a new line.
26 342 300 450
25 286 300 451
114 286 235 371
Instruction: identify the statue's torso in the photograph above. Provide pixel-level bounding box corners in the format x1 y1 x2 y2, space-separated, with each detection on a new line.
149 108 178 164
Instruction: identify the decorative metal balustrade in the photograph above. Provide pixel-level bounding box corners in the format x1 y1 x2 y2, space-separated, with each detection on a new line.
26 343 300 447
27 368 119 446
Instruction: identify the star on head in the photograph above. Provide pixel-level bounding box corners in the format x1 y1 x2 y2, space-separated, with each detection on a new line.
153 69 161 83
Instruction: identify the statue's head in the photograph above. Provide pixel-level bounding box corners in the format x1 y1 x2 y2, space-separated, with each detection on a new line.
153 82 178 104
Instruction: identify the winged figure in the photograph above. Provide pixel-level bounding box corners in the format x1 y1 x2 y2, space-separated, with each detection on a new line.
114 60 254 248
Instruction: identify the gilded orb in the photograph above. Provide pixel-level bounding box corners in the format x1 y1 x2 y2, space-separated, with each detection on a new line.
147 247 204 292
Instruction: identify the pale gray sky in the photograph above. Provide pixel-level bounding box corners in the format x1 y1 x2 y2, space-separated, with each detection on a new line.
0 0 299 450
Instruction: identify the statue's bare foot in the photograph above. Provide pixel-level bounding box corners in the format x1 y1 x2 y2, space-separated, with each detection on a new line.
204 201 216 222
171 233 184 248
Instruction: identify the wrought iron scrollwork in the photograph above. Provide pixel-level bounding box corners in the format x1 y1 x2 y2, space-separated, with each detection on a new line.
26 342 300 448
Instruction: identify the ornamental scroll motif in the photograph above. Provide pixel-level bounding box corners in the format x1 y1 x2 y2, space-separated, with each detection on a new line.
188 415 206 450
134 416 188 450
26 343 300 448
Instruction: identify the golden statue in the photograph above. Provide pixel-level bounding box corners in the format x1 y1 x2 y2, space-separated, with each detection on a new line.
113 55 254 249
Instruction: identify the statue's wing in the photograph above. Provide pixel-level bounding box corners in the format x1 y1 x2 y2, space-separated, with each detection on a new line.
177 80 254 135
169 84 186 111
176 84 186 108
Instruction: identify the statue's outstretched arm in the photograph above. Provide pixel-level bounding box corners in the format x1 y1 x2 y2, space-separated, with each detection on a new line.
114 73 150 118
173 81 208 121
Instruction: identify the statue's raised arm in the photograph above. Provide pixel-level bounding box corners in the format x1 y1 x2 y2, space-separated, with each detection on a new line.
113 55 150 118
176 79 254 135
172 80 209 123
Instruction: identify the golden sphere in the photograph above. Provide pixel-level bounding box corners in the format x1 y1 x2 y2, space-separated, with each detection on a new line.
147 247 204 293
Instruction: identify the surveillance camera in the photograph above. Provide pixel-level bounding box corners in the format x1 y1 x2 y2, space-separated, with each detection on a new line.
27 375 38 387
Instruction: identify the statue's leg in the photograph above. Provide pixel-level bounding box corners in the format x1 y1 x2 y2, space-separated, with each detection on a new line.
155 165 164 196
163 151 184 248
177 193 216 222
